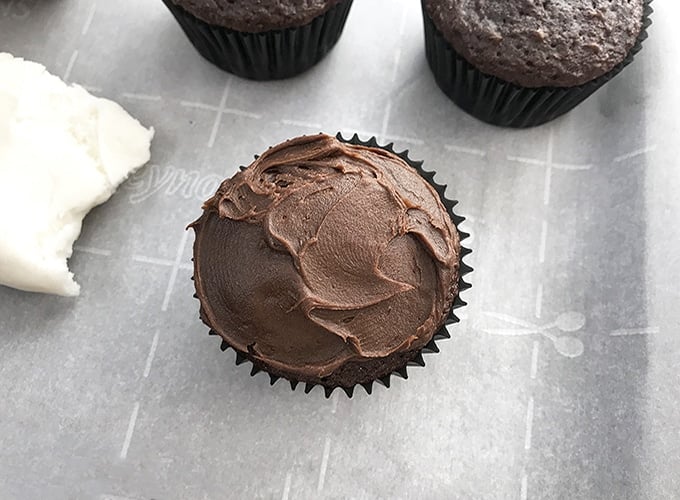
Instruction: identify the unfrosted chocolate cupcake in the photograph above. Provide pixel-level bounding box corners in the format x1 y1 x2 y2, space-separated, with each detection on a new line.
190 134 469 396
422 0 653 127
162 0 354 80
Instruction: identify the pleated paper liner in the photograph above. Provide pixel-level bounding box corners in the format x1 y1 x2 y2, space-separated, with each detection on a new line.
192 133 472 398
161 0 354 80
422 0 653 128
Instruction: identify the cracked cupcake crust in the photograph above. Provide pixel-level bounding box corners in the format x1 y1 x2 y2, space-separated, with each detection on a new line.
168 0 344 32
191 134 461 385
423 0 644 88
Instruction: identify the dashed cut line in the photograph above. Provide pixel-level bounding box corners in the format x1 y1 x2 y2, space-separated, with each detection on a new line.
379 100 393 145
535 284 543 319
384 133 424 145
64 50 78 82
180 101 219 111
546 128 554 166
338 128 423 146
331 390 339 414
445 144 487 157
391 48 402 84
610 327 659 337
390 2 409 83
520 473 528 500
281 118 322 130
281 472 292 500
162 231 190 312
530 341 539 380
553 162 593 171
133 255 193 271
222 107 262 120
543 161 553 206
121 92 162 102
120 402 140 459
143 331 160 378
524 397 535 451
133 255 174 267
82 3 97 35
507 155 545 166
507 157 591 171
538 220 548 264
483 311 535 329
74 245 111 257
208 79 232 148
613 145 656 163
317 437 331 492
397 1 409 37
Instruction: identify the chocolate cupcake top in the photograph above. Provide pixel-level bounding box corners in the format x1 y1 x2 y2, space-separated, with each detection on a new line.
169 0 345 32
423 0 644 88
191 134 460 382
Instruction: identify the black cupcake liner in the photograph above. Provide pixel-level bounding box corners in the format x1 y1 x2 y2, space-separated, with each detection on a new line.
162 0 354 80
194 133 472 398
422 0 653 128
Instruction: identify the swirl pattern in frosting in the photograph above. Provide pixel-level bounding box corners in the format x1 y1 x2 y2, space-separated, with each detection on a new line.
191 134 460 384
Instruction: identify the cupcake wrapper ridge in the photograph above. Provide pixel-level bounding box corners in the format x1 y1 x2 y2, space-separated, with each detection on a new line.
196 133 472 398
422 0 653 128
162 0 354 80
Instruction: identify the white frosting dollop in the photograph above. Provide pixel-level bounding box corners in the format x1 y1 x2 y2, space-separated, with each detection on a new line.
0 53 154 296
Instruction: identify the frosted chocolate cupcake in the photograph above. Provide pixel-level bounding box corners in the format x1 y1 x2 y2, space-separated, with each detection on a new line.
162 0 354 80
422 0 652 127
190 134 468 395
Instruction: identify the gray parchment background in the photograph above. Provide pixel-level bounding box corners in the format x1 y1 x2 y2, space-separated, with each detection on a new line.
1 1 679 499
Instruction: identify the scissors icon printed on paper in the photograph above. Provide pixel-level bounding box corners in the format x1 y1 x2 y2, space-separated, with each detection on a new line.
482 311 586 358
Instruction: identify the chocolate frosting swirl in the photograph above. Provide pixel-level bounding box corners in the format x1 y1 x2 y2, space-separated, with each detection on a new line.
191 134 460 381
